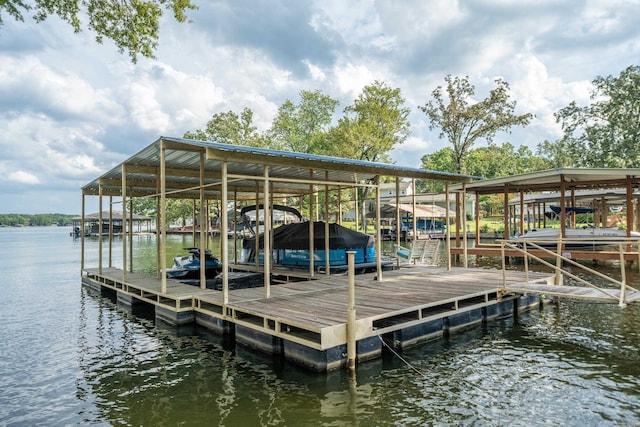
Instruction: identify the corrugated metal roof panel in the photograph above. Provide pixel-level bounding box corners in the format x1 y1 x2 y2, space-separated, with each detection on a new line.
82 136 473 199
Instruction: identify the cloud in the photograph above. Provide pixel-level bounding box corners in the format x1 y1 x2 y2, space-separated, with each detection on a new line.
7 170 40 185
1 0 639 214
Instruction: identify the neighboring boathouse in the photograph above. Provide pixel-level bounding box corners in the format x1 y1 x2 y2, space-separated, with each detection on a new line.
79 137 638 371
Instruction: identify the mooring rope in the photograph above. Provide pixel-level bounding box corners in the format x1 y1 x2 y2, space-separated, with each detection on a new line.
377 335 428 378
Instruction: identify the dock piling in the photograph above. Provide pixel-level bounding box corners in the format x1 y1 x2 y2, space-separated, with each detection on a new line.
347 251 356 374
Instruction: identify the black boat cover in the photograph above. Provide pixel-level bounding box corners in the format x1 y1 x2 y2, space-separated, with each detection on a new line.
549 205 594 214
243 221 374 250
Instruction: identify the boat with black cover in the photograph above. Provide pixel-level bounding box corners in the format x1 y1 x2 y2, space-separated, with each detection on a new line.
240 205 390 273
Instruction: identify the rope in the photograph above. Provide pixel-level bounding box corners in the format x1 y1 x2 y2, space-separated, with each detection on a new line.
377 335 428 378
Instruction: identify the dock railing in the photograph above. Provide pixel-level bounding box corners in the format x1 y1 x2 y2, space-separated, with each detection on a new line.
499 236 640 306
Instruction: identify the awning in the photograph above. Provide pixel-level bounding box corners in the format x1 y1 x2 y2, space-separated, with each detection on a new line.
374 203 455 218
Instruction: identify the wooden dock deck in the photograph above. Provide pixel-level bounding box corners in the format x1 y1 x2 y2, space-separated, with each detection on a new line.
83 266 560 370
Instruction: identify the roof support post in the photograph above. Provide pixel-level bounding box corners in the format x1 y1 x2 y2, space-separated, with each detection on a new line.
395 178 401 269
263 165 271 298
155 176 160 278
455 192 461 248
475 191 480 243
160 142 167 294
309 171 315 278
192 200 197 246
626 176 634 236
375 175 382 280
571 189 577 228
559 175 566 239
354 178 359 232
445 182 451 271
121 164 127 282
412 178 417 241
338 186 343 225
462 182 468 268
503 185 509 240
109 196 113 268
519 189 525 236
129 197 133 272
199 153 206 289
81 192 85 271
221 160 229 304
254 182 259 269
98 182 103 275
324 173 330 277
233 190 238 265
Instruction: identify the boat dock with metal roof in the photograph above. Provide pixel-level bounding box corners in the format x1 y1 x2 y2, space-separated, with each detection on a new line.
79 138 638 372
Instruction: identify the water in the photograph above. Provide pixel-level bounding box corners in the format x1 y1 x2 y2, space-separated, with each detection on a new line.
1 227 640 426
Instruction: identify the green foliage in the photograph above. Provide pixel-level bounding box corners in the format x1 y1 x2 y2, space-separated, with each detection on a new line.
131 198 157 217
184 108 265 147
325 81 410 162
420 143 549 192
267 90 339 153
323 81 410 229
536 139 574 168
166 199 195 226
551 65 640 167
0 0 196 62
420 75 534 174
0 213 75 226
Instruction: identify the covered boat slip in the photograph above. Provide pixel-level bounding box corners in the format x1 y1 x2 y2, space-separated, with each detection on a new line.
448 168 640 265
82 265 553 371
80 136 472 296
80 140 640 371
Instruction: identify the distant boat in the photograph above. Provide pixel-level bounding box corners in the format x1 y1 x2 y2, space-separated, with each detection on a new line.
166 247 222 279
514 227 640 249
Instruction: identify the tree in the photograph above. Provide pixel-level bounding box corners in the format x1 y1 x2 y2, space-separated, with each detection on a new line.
132 198 157 218
419 147 456 193
326 81 410 229
536 139 574 168
267 89 339 153
326 81 410 161
553 65 640 167
184 108 265 147
420 75 533 174
1 0 196 62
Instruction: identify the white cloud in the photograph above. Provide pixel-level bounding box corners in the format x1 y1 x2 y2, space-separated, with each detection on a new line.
334 63 380 97
1 0 639 213
7 170 40 184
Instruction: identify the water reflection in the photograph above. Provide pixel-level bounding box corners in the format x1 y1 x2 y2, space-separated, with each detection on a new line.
79 233 640 425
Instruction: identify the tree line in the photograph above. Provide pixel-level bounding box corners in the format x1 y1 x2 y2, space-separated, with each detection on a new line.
0 213 75 226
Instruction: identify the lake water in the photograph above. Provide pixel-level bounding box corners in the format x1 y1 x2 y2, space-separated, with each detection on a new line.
1 227 640 426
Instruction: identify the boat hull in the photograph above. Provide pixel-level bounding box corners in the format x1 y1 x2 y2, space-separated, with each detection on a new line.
514 228 640 249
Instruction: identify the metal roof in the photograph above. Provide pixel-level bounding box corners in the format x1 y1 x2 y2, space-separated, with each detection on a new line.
449 168 640 194
508 189 640 206
82 137 473 200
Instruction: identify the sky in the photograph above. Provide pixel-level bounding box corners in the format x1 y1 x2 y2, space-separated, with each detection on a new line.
1 0 639 215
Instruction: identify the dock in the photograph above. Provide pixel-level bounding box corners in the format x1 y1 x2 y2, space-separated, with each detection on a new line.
83 266 555 371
